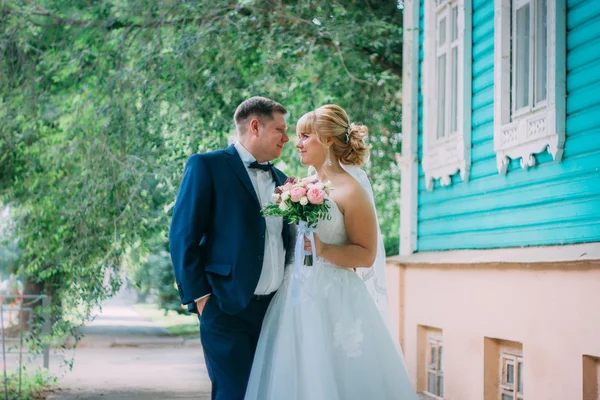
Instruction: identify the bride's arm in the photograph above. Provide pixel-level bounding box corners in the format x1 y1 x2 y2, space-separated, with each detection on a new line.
308 185 378 269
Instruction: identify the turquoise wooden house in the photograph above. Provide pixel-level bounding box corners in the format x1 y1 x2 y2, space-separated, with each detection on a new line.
387 0 600 399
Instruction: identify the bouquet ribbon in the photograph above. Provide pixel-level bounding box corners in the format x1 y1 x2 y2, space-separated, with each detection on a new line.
291 220 317 302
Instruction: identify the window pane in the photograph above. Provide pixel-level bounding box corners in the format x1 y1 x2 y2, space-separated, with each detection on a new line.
430 346 437 366
515 4 531 110
437 54 447 139
502 394 513 400
518 362 524 393
507 362 515 385
451 6 459 41
439 17 447 46
438 375 444 396
535 0 547 104
451 46 459 133
428 372 437 393
439 346 444 370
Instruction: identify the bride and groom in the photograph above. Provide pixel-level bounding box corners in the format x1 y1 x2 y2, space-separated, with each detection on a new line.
169 97 418 400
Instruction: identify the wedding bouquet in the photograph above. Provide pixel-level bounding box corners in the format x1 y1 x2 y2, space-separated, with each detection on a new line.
262 176 332 266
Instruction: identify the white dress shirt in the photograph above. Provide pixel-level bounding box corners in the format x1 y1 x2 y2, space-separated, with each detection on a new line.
195 143 286 303
234 142 286 295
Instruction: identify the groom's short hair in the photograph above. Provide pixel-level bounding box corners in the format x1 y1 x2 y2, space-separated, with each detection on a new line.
234 97 287 134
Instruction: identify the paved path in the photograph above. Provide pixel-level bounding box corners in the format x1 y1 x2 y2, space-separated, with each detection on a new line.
45 295 211 400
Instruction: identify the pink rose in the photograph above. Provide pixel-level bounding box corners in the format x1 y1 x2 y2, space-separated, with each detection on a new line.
302 177 318 186
282 182 293 192
306 187 325 205
290 187 307 202
307 182 324 191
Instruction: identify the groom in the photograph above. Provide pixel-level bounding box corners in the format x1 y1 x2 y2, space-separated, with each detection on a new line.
169 96 291 400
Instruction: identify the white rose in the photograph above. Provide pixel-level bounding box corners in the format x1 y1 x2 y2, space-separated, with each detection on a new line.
300 196 308 206
281 191 291 201
272 193 281 203
279 201 289 211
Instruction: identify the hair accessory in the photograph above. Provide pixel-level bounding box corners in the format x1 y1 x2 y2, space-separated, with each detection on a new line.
345 126 351 143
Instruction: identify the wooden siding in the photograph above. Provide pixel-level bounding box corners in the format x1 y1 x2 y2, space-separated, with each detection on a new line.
416 0 600 251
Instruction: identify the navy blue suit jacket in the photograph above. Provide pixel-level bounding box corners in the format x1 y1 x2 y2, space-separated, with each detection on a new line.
169 145 291 315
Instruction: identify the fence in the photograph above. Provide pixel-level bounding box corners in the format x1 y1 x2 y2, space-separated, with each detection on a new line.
0 293 51 400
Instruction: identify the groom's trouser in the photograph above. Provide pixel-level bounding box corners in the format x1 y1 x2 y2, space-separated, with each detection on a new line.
199 293 274 400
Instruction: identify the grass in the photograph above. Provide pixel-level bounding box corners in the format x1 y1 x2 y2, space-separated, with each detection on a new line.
3 368 56 400
132 303 199 337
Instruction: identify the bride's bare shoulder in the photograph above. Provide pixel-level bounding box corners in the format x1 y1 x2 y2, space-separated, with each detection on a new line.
330 173 370 213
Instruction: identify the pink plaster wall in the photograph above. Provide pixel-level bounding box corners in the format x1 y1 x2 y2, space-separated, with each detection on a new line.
386 264 600 399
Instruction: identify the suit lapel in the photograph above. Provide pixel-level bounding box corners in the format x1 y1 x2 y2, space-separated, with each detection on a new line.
271 168 286 187
224 145 260 207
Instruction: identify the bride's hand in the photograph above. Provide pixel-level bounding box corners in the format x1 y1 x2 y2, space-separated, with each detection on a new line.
304 233 323 256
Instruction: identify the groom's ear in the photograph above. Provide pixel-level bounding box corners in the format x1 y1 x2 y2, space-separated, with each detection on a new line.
249 118 260 136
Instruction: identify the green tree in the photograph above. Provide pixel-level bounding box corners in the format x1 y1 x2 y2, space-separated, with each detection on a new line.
0 0 403 341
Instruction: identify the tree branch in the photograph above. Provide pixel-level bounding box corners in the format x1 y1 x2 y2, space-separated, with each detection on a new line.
20 0 232 31
16 1 403 76
250 5 403 78
367 53 403 77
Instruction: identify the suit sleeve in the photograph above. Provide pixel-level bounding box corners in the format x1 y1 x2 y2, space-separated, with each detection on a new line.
169 154 213 305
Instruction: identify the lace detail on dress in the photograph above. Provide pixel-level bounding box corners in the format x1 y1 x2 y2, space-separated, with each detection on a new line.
334 319 364 358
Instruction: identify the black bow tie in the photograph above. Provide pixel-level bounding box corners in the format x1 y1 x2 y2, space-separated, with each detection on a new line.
249 161 273 172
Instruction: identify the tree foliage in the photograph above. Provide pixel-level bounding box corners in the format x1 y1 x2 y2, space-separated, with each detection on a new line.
0 0 403 336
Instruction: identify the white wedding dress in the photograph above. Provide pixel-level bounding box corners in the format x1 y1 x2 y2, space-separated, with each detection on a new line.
245 199 419 400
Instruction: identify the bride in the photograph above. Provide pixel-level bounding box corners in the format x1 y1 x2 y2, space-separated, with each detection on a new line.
245 104 418 400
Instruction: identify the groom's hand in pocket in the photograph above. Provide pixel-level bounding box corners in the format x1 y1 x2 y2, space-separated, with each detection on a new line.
196 295 211 316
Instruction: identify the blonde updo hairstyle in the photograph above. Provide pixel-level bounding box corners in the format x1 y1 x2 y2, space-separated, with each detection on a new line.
296 104 371 166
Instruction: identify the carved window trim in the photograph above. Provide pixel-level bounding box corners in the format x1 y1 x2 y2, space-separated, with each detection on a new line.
493 0 566 174
423 0 472 191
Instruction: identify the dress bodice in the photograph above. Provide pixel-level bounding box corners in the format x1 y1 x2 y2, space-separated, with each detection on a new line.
314 200 348 247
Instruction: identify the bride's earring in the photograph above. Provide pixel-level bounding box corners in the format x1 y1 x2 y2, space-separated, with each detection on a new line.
326 146 332 167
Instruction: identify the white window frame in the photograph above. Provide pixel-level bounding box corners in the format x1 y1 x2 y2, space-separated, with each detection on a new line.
425 336 444 399
493 0 566 174
500 352 524 400
423 0 472 191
